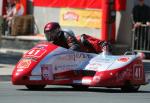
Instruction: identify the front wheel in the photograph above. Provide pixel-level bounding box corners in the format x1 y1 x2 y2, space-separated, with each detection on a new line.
25 85 46 90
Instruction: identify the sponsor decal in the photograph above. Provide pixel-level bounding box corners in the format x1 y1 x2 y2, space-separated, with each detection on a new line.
35 44 48 49
73 80 82 84
22 57 38 62
41 64 53 80
93 76 101 83
56 52 92 61
82 79 91 85
118 57 129 62
85 63 101 70
116 68 132 81
63 11 79 21
17 59 31 69
54 64 78 73
92 55 116 63
60 8 102 29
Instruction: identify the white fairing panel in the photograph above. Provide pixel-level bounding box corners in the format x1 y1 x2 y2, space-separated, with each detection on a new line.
31 47 139 76
31 47 96 75
85 54 138 71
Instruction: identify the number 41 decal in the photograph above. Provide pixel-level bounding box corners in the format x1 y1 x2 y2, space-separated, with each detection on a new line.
133 64 143 80
26 48 47 58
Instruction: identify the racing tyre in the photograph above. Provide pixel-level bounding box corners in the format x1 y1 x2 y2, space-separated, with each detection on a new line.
25 85 46 90
121 85 140 92
72 85 89 90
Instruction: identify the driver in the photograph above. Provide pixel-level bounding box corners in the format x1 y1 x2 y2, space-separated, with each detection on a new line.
44 22 81 51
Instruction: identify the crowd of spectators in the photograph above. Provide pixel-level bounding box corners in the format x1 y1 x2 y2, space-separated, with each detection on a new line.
3 0 25 35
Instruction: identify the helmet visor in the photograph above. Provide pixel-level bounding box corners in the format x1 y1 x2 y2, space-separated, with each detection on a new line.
45 29 59 41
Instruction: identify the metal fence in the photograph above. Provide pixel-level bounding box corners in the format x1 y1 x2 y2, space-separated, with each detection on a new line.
132 25 150 52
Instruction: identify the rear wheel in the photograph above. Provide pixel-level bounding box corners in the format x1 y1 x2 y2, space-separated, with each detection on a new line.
121 81 140 92
25 85 46 90
72 85 89 90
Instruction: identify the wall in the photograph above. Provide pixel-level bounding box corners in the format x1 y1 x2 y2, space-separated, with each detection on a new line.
33 0 150 45
0 0 2 15
116 0 150 48
33 7 101 38
115 0 134 47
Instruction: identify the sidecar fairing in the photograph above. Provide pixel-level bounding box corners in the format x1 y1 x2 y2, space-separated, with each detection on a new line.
12 42 147 91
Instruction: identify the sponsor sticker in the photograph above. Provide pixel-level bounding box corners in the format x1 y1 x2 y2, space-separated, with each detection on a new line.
17 59 31 69
35 44 48 49
41 64 53 80
118 57 129 62
57 52 92 61
73 80 82 84
63 11 79 21
82 79 91 85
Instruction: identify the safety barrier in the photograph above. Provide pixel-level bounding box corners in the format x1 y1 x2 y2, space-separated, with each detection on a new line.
132 25 150 52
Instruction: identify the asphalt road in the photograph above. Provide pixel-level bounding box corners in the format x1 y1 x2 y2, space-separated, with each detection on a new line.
0 82 150 103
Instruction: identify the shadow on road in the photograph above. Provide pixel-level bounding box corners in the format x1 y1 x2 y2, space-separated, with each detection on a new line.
18 87 150 93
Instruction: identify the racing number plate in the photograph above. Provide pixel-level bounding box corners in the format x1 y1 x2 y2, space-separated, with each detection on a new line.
25 48 47 58
133 64 143 80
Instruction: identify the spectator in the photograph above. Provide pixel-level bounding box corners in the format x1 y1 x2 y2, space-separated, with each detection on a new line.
3 0 15 35
132 0 150 50
44 22 81 51
13 0 25 16
132 0 150 28
3 0 25 35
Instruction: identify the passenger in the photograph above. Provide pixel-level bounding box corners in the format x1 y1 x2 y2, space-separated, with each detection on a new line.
101 41 112 55
78 34 103 53
44 22 81 51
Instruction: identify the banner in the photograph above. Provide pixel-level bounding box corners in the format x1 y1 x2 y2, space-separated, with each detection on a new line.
33 0 102 9
60 8 102 28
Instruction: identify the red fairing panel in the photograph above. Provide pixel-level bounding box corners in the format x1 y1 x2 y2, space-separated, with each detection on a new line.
12 42 58 84
92 59 146 87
